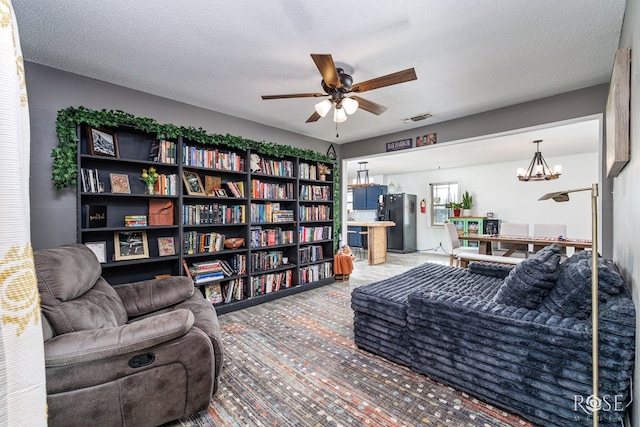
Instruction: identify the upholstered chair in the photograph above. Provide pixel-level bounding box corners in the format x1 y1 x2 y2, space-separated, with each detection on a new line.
35 244 223 426
444 222 478 266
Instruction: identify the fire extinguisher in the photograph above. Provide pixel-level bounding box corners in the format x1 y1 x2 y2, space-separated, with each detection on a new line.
420 199 426 213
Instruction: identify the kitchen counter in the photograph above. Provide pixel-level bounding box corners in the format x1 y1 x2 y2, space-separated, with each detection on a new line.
346 221 396 265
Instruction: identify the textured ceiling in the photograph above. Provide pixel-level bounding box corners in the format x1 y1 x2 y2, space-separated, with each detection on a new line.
12 0 625 145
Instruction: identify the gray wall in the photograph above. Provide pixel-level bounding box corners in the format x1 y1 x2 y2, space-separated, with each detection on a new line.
25 62 333 250
616 0 640 424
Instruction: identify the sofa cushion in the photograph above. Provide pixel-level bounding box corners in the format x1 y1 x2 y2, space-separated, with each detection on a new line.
539 251 625 319
492 244 562 309
35 244 128 335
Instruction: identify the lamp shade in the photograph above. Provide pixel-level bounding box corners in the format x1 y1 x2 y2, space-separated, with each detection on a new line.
314 99 332 117
333 106 347 123
342 97 359 115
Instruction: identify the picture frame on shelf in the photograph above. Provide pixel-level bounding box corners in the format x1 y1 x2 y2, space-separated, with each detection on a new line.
114 230 149 261
157 237 175 256
182 170 206 196
215 188 228 197
87 127 119 158
85 241 107 263
109 173 131 194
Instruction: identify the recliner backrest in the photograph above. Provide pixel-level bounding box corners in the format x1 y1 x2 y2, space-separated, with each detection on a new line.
35 244 128 336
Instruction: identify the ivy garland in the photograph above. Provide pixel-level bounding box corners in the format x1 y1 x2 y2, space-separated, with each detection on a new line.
52 106 341 248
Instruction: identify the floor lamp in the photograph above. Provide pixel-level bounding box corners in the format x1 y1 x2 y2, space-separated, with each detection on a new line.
539 183 599 426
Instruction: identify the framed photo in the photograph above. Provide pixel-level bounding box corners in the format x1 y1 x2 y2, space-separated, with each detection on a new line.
85 241 107 263
109 173 131 194
114 230 149 261
215 188 228 197
157 237 175 256
182 171 206 196
87 127 119 157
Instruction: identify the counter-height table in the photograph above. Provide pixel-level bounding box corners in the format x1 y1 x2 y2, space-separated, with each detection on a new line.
346 221 396 265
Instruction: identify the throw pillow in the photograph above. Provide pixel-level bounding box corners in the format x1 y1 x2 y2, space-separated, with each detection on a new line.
493 243 562 309
539 251 625 319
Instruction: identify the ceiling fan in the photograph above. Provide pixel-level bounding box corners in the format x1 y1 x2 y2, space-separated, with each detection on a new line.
261 54 417 123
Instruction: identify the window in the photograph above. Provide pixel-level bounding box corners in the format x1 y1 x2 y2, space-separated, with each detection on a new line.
430 181 459 226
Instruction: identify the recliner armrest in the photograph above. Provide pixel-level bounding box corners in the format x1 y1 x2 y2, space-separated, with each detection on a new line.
44 308 194 367
114 276 195 316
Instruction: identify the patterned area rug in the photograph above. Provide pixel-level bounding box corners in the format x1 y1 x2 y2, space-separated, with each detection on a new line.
168 280 535 427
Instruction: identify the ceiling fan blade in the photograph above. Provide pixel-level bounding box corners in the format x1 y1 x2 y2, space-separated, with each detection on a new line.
311 54 341 88
262 93 326 100
306 111 322 123
350 96 388 115
350 68 417 93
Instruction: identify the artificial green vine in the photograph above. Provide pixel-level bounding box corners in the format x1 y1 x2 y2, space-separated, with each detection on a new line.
52 106 341 249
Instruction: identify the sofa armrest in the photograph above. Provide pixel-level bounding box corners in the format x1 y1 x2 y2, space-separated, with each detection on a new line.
44 309 194 367
114 276 194 317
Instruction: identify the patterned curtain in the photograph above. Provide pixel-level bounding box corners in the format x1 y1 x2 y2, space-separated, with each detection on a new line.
0 0 47 425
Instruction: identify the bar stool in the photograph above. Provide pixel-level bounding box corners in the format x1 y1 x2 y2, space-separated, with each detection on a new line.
348 230 364 260
359 230 369 260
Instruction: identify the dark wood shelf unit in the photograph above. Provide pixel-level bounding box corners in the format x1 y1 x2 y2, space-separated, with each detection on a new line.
77 124 335 313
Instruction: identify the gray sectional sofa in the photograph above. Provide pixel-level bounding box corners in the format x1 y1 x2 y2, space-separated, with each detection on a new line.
351 245 635 427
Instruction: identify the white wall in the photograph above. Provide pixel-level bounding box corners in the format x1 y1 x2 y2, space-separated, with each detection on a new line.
383 151 598 252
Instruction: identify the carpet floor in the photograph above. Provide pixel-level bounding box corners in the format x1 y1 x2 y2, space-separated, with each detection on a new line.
167 252 536 427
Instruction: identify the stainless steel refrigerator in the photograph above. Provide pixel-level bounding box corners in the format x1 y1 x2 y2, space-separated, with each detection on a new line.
377 193 417 253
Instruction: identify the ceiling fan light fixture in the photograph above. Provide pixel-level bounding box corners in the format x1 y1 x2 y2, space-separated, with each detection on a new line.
333 106 347 123
342 97 359 115
314 99 332 117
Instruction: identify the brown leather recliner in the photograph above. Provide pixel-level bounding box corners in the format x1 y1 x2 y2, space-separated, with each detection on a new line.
35 244 223 426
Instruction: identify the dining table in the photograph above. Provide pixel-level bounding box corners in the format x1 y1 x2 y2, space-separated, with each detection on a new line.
459 234 592 256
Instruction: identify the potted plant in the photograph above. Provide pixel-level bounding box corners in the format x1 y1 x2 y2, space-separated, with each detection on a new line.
461 191 473 216
317 163 332 181
447 201 463 217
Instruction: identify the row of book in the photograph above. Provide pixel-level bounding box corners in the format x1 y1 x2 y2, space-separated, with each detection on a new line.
299 205 331 221
254 157 295 178
252 270 293 295
183 144 245 171
250 226 294 248
183 231 225 254
251 250 286 271
149 140 177 164
183 204 246 225
299 261 333 285
153 173 178 195
225 181 245 197
298 162 319 181
125 215 147 227
80 168 103 193
299 185 331 201
205 278 245 304
187 258 236 284
299 225 332 242
298 245 325 264
249 203 294 223
251 180 295 200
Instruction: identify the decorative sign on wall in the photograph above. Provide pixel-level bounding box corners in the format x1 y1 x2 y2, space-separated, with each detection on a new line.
416 133 437 147
386 138 412 152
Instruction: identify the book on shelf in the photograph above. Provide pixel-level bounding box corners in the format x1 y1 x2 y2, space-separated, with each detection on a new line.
124 215 148 227
204 175 222 196
83 205 107 228
205 282 223 304
149 139 176 164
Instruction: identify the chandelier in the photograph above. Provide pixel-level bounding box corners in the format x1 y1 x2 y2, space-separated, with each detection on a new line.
517 140 562 181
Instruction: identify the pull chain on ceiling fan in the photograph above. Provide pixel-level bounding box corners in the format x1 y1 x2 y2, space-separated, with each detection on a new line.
261 54 417 124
